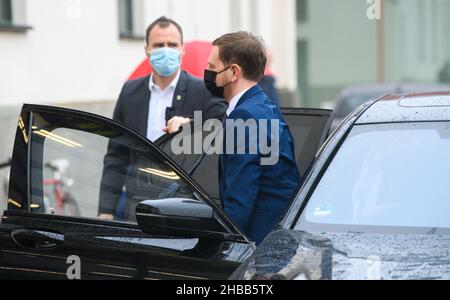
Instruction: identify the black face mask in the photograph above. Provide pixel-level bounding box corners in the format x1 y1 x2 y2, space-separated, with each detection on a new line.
204 66 231 98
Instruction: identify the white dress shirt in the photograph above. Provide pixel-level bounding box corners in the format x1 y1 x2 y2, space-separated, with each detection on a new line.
147 71 181 142
226 86 253 116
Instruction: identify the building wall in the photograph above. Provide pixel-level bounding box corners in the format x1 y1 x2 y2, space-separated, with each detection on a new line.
297 0 450 107
299 0 377 86
0 0 298 107
0 0 142 105
384 0 450 82
297 0 377 106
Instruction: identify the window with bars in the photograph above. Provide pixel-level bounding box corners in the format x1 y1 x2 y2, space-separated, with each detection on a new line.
118 0 144 39
0 0 32 32
0 0 12 25
297 0 308 23
118 0 133 37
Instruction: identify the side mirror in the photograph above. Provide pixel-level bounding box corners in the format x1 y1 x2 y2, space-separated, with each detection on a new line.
136 198 228 238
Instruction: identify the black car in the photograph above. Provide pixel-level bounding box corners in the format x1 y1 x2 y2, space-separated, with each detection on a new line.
231 92 450 280
0 104 333 279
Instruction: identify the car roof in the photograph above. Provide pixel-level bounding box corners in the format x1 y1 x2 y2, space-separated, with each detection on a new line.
338 82 450 97
356 92 450 124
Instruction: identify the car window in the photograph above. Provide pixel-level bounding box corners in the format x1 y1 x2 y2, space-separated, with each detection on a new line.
156 118 223 204
297 122 450 232
29 110 201 223
282 110 332 178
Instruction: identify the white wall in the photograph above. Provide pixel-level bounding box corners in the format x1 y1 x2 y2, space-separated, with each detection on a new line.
0 0 298 107
0 0 144 105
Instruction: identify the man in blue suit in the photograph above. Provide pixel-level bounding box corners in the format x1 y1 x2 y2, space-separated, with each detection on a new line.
204 32 301 245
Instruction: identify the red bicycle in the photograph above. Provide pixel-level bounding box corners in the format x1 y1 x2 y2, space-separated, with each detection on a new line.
43 159 80 217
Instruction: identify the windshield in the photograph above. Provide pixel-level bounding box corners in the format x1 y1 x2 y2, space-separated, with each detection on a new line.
297 122 450 232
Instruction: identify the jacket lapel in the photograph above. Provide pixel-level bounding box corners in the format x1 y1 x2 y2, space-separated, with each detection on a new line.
138 76 151 137
168 71 188 121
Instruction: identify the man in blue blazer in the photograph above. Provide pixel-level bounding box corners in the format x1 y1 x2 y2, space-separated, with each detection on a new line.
204 32 301 244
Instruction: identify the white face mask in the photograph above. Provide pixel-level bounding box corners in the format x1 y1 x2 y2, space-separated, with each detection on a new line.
149 47 181 77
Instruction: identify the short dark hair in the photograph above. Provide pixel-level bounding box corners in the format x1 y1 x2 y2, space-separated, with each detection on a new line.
212 31 267 82
145 16 183 45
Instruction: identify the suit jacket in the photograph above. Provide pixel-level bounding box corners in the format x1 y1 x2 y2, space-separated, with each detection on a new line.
111 70 227 136
98 71 227 218
219 85 301 245
258 75 280 106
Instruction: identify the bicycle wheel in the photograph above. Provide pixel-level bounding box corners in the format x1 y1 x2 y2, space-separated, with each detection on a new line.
62 193 81 217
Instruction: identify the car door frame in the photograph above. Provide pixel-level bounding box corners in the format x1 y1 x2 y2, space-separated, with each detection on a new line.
153 107 334 205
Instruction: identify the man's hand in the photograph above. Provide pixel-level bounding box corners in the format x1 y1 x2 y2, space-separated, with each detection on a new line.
98 213 114 220
163 116 191 134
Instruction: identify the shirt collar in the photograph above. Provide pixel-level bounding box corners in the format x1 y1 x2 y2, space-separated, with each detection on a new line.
226 86 253 116
149 70 181 92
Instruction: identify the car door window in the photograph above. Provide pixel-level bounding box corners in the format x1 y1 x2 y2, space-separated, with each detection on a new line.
281 108 333 178
29 110 200 222
156 117 223 203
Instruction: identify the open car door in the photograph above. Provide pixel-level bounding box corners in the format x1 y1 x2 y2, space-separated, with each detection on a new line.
155 108 334 204
0 104 251 279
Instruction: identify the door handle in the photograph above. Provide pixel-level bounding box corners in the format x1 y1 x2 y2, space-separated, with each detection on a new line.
11 229 64 250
